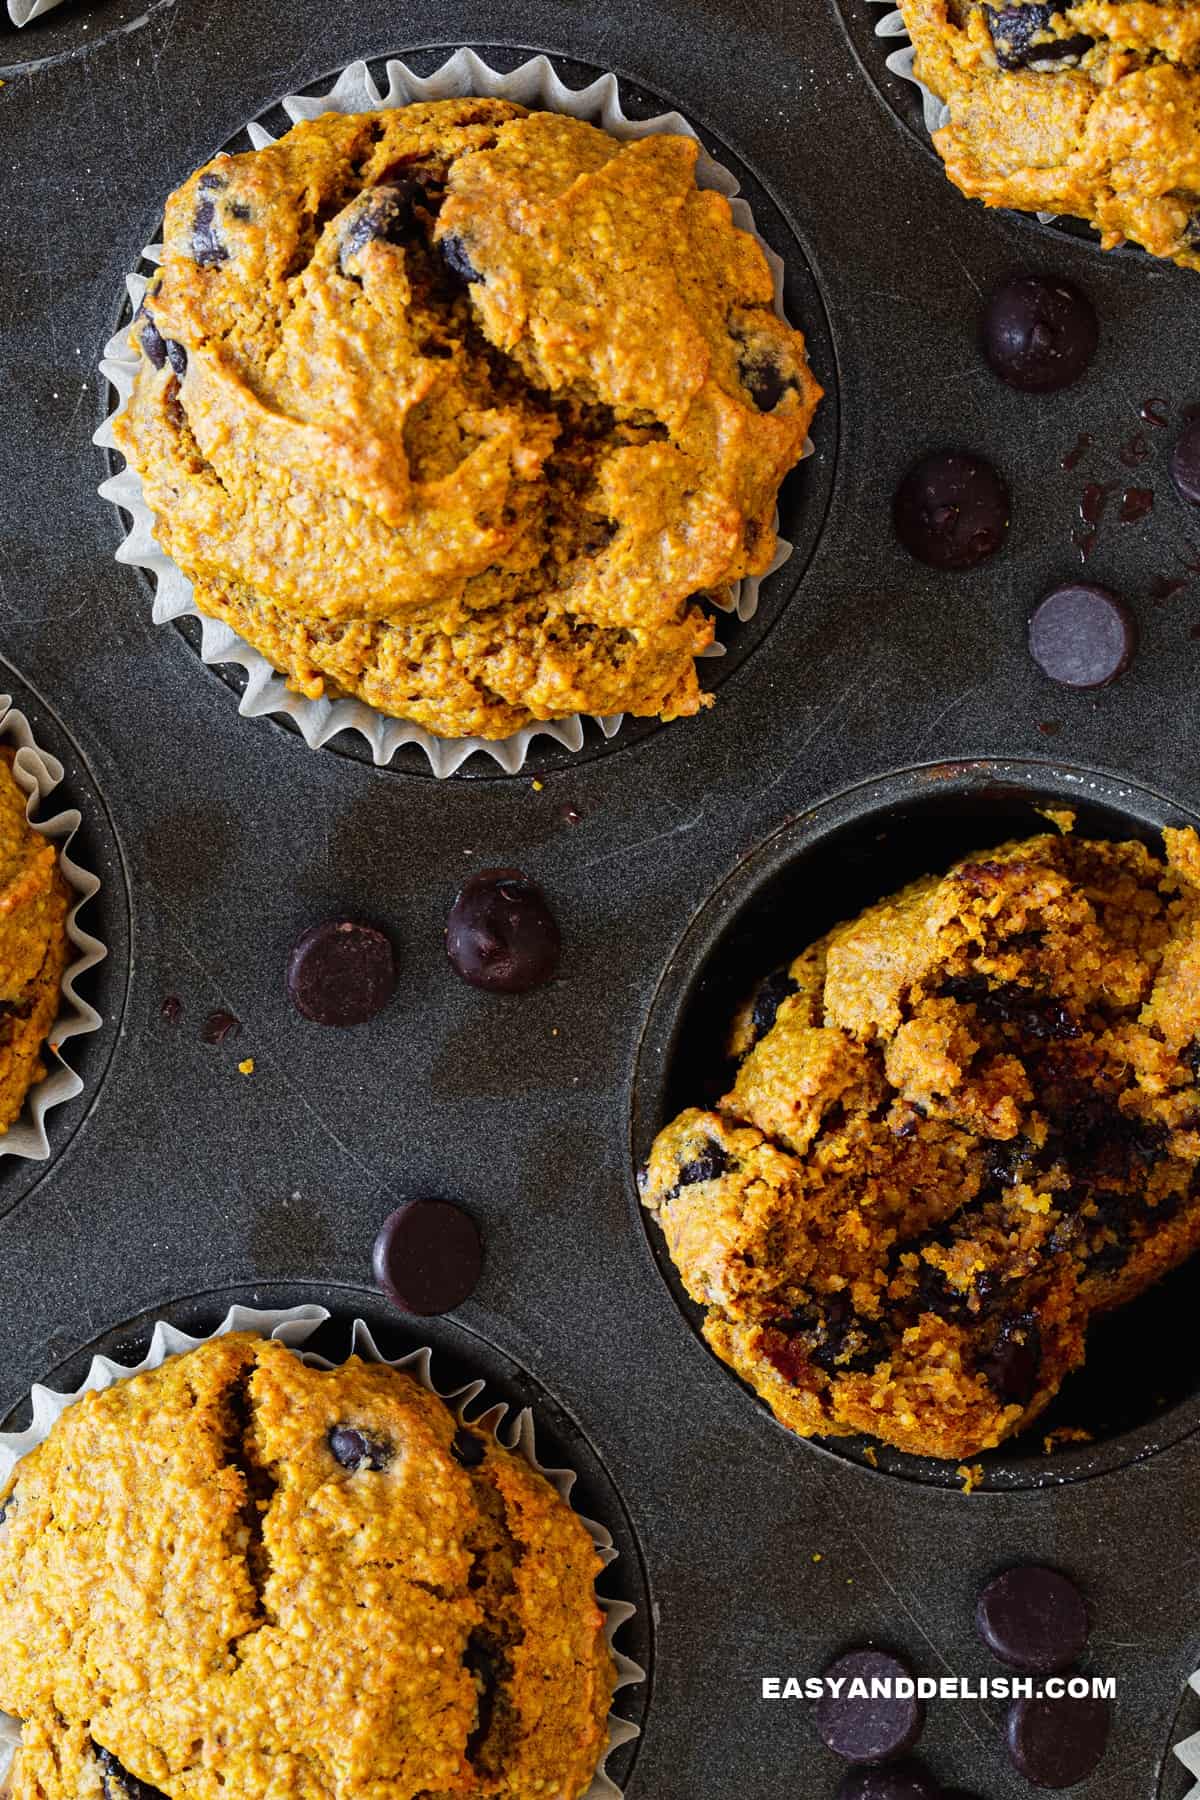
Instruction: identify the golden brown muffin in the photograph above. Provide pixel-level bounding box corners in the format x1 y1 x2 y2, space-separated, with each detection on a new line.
641 827 1200 1461
0 1334 615 1800
0 747 69 1135
112 99 822 740
898 0 1200 271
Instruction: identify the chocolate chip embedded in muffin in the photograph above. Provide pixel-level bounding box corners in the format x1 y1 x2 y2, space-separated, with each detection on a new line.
328 1425 391 1470
96 1745 169 1800
983 3 1093 71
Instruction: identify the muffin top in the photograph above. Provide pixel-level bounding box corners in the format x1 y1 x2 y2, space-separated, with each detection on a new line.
900 0 1200 271
0 747 69 1134
642 826 1200 1460
113 98 821 739
0 1333 615 1800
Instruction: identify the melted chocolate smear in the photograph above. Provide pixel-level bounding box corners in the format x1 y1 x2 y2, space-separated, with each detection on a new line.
95 1747 169 1800
1061 433 1093 472
1120 486 1154 525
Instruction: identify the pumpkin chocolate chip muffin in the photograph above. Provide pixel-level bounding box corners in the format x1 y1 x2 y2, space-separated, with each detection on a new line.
0 747 69 1136
0 1333 615 1800
641 824 1200 1461
112 99 821 741
898 0 1200 272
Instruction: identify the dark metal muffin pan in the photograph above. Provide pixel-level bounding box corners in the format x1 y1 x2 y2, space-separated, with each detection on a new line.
3 0 1200 1793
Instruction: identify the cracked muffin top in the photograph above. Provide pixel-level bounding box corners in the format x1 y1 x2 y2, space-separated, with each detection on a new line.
898 0 1200 272
112 99 821 741
641 825 1200 1461
0 1334 615 1800
0 748 69 1137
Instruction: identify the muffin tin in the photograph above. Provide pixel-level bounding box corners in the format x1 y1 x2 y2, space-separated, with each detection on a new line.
3 0 1200 1795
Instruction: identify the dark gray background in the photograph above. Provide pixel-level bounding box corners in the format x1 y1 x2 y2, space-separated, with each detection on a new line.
2 0 1200 1794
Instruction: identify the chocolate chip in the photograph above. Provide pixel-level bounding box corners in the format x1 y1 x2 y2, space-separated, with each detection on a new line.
446 869 560 995
328 1426 390 1471
893 452 1010 570
201 1009 240 1045
1028 583 1136 690
229 202 252 222
1005 1694 1110 1788
95 1747 168 1800
816 1648 925 1764
197 170 226 192
451 1426 486 1468
440 232 482 283
738 349 797 413
339 183 421 270
982 275 1098 394
836 1765 940 1800
191 198 228 267
979 1313 1041 1405
287 919 398 1028
984 3 1093 69
165 340 188 378
140 317 167 369
1171 418 1200 506
373 1198 483 1316
677 1142 729 1186
977 1565 1089 1673
751 970 799 1042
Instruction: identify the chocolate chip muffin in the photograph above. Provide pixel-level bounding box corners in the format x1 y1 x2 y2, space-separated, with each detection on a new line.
898 1 1200 272
641 824 1200 1461
112 99 821 741
0 747 69 1135
0 1334 615 1799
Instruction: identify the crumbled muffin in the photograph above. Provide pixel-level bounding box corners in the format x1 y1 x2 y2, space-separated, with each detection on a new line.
641 827 1200 1461
112 99 822 740
0 747 69 1134
0 1334 614 1799
898 0 1200 272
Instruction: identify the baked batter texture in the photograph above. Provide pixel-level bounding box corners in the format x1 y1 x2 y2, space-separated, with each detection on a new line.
898 1 1200 271
642 826 1200 1461
0 747 69 1135
113 100 821 740
0 1334 614 1799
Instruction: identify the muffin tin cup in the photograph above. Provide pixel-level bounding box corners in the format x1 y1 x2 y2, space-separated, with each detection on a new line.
631 756 1200 1492
0 1302 644 1799
95 47 817 778
0 700 106 1162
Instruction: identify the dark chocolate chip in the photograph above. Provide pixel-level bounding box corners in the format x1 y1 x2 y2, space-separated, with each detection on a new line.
982 275 1098 393
1005 1694 1111 1788
229 202 252 222
1028 583 1136 689
373 1198 483 1316
751 970 800 1042
165 339 188 378
976 1565 1089 1673
815 1649 924 1764
677 1142 729 1186
984 1135 1035 1189
197 170 227 192
201 1009 240 1045
446 869 560 995
1171 418 1200 506
451 1426 486 1468
738 349 797 413
836 1763 940 1800
440 232 482 283
984 3 1093 69
339 183 421 270
140 317 168 369
979 1313 1042 1405
893 452 1010 570
191 198 228 267
95 1747 168 1800
287 919 398 1028
328 1426 390 1472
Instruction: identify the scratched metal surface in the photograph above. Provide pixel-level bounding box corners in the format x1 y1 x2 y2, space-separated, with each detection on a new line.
1 1 1199 1796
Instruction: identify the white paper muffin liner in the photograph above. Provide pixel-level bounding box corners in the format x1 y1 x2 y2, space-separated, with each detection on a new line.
1175 1678 1200 1797
96 48 814 777
6 0 63 23
0 701 105 1162
0 1304 644 1799
868 2 1060 223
